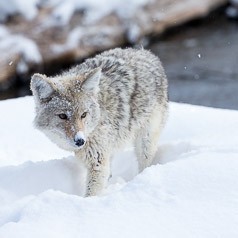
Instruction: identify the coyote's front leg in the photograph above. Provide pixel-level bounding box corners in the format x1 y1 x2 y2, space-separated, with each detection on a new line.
76 148 110 197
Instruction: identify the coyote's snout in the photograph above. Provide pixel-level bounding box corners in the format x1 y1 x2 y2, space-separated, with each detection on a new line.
31 48 168 196
74 131 86 148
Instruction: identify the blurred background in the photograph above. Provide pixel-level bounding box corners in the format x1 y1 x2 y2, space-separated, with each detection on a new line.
0 0 237 109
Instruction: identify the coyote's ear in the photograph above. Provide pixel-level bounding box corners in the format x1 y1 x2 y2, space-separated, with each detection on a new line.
31 73 54 102
81 68 101 94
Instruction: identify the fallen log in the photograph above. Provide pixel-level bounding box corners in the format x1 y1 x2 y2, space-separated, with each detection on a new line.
0 0 228 90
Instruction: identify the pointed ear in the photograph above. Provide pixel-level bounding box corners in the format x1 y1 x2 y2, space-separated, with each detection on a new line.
81 68 101 94
31 73 54 102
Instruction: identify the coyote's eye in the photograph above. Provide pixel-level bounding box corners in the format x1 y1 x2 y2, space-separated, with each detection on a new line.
58 113 68 120
81 112 87 119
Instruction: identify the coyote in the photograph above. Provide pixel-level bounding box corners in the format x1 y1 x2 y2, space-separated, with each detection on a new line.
31 48 168 196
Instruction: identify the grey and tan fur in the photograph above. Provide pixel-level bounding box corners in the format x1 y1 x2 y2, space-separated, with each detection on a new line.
31 48 168 196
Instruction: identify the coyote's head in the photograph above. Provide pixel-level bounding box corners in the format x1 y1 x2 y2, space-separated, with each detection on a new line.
31 68 102 152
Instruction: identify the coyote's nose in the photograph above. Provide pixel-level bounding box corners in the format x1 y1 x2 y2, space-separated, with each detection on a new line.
74 131 85 147
74 138 85 147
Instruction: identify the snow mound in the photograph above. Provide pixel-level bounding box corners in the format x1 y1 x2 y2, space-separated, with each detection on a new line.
0 96 238 237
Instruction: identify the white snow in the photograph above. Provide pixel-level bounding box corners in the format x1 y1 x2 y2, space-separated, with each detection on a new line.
0 0 151 57
0 0 151 24
0 96 238 238
47 0 151 25
0 32 42 74
0 0 38 22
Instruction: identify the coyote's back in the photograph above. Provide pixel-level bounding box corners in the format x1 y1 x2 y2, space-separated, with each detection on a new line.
31 48 168 196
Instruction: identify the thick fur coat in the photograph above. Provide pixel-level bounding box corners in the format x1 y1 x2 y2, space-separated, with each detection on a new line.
31 48 168 196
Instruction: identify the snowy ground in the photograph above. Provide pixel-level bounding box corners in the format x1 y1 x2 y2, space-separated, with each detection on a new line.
0 96 238 238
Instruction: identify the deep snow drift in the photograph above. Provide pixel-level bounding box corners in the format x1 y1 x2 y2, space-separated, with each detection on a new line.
0 96 238 238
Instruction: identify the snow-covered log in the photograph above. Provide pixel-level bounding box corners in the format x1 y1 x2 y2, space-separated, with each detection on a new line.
0 0 228 89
